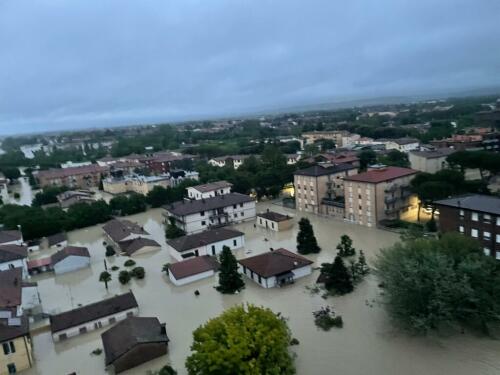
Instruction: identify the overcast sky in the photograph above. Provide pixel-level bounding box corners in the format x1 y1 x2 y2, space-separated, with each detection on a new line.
1 0 500 135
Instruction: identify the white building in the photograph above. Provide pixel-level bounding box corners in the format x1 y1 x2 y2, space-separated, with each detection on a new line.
50 292 139 342
0 245 29 278
51 246 91 275
409 149 456 174
383 138 420 153
163 193 256 234
238 248 313 288
208 155 252 169
166 227 244 261
167 255 219 286
187 181 232 200
60 161 92 169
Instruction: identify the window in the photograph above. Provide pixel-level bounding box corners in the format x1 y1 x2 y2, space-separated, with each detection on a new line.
79 326 87 334
240 212 244 217
233 240 237 246
483 214 491 223
233 204 237 209
59 333 67 341
7 364 16 374
3 342 11 355
127 311 134 317
260 219 263 224
8 264 14 269
201 221 206 226
497 217 500 226
200 211 205 216
484 248 491 256
233 214 237 218
484 231 491 240
109 317 116 324
497 234 500 243
358 194 362 199
458 225 464 233
459 209 464 218
471 212 478 221
94 321 103 329
271 222 274 228
471 228 478 238
240 203 243 208
258 275 262 283
497 251 500 261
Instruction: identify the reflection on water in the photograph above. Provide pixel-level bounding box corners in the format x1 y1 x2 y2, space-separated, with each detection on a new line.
25 205 500 375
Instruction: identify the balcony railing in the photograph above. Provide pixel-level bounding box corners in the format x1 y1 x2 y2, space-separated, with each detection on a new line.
321 197 345 208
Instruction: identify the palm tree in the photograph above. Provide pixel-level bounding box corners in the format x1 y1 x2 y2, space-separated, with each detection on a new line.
99 271 112 291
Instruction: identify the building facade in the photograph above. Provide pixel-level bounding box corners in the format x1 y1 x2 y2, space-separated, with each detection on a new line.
409 149 455 173
256 211 293 232
187 181 232 200
35 164 108 189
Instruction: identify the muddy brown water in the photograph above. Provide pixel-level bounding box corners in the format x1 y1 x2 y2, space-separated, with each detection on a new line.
24 203 500 375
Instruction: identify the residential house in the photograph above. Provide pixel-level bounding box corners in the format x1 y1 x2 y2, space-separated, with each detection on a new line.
208 155 253 169
102 219 161 256
166 228 244 261
303 152 360 168
187 181 232 200
142 152 197 174
302 131 350 147
50 292 139 342
57 190 96 209
256 210 293 232
383 138 420 153
0 245 28 278
51 246 91 275
285 154 300 165
0 315 33 375
47 233 67 249
103 172 199 195
408 149 456 173
0 231 23 246
429 134 485 151
294 164 358 218
101 317 169 374
163 193 256 234
344 166 418 227
238 248 313 288
434 194 500 259
167 255 220 286
34 164 109 189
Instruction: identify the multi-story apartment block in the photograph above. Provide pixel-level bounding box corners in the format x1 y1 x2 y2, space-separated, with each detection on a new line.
434 194 500 259
302 131 351 147
294 164 358 218
103 171 198 195
163 193 256 234
344 166 418 227
35 164 109 189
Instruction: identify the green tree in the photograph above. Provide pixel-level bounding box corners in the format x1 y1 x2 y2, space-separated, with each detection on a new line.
379 150 410 168
358 149 377 170
131 266 145 279
118 270 131 284
296 218 321 254
375 233 500 333
165 217 185 239
185 304 295 375
1 167 21 182
336 234 355 257
320 256 353 295
99 271 111 290
216 246 245 294
146 186 171 207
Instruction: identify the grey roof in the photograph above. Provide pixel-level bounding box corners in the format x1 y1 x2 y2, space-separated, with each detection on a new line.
434 194 500 215
101 316 169 366
294 163 355 177
50 292 138 333
0 245 28 263
47 232 67 247
0 315 29 342
118 238 161 256
168 255 220 279
409 148 456 159
103 219 148 243
0 230 22 244
257 211 291 222
238 248 313 278
190 180 232 193
51 246 90 265
167 228 244 252
164 193 254 216
390 137 420 145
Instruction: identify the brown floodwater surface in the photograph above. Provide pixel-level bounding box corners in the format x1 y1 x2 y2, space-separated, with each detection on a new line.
24 203 500 375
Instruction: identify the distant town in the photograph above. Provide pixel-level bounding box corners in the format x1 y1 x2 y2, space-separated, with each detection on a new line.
0 94 500 374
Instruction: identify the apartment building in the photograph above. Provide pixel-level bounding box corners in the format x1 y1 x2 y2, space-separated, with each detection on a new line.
103 171 198 195
409 148 455 173
163 193 256 234
187 181 232 200
434 194 500 259
302 131 350 147
35 164 109 188
344 166 418 227
294 164 358 218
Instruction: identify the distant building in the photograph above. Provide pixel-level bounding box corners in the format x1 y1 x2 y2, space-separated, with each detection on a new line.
382 138 420 153
102 219 161 256
434 194 500 259
101 317 169 374
344 166 418 227
167 255 220 286
187 181 232 200
166 228 244 261
60 161 92 169
302 131 350 147
208 155 253 169
50 292 139 342
57 190 96 209
47 233 67 249
51 246 91 275
103 171 198 195
0 245 28 278
256 210 293 232
408 148 456 173
285 154 300 165
303 152 360 168
294 164 358 218
238 248 313 288
163 193 256 234
35 164 109 189
0 231 23 246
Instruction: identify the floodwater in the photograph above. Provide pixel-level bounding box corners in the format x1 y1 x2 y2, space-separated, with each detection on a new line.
4 176 37 206
25 203 500 375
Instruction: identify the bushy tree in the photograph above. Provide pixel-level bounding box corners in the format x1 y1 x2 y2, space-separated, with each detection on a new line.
118 270 131 284
321 256 353 295
336 234 355 257
296 218 321 254
375 233 500 333
165 217 185 239
131 266 145 279
105 245 116 257
99 271 111 290
186 304 295 375
216 246 245 294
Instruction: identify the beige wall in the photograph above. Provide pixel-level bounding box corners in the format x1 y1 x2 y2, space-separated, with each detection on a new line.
256 217 293 231
0 335 33 375
103 178 171 196
409 154 448 174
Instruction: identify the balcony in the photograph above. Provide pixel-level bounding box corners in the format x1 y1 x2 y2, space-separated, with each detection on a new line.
322 197 345 208
384 196 397 204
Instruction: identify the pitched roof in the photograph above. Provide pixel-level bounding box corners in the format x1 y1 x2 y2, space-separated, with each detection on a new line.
164 193 254 216
344 166 417 184
50 292 138 333
51 246 90 265
102 219 148 243
0 230 22 244
118 238 161 256
434 194 500 215
409 148 456 159
101 317 169 366
168 256 219 280
0 245 28 263
167 228 244 252
27 257 52 270
238 248 313 278
257 211 291 222
189 180 232 193
0 268 23 308
36 164 107 179
388 137 420 145
0 315 29 342
294 163 355 177
47 232 67 247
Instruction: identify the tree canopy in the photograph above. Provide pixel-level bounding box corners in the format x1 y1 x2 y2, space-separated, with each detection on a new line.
216 246 245 294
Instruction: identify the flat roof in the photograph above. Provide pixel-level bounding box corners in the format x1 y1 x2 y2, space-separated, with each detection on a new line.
344 166 417 184
189 180 232 193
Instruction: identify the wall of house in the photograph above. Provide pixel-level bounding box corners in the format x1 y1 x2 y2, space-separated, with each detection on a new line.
240 265 312 288
112 342 168 374
53 256 90 275
409 154 448 174
51 307 139 342
169 269 215 286
187 186 232 200
129 244 162 256
256 217 293 232
0 335 33 375
168 235 244 261
0 259 28 278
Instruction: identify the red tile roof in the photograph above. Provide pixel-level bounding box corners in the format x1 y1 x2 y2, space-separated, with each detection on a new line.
344 167 417 184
